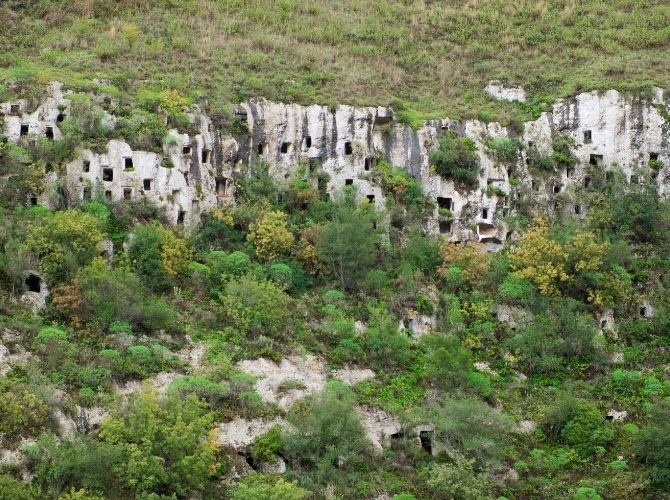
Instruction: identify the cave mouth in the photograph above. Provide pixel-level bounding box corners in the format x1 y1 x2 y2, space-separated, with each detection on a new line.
419 430 433 454
25 273 41 293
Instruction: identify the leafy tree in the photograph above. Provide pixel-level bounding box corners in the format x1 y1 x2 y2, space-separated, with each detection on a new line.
429 131 480 188
219 275 290 338
417 396 511 468
26 209 105 284
422 335 490 397
0 381 50 444
251 425 284 462
247 210 294 262
401 227 440 274
0 474 35 500
544 397 613 457
438 242 490 290
98 390 221 497
509 218 568 296
128 222 190 291
635 400 670 487
485 136 521 165
316 187 379 290
56 258 176 331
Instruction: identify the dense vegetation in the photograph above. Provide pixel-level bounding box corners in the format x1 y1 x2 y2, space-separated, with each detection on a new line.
1 130 670 497
2 0 670 123
1 1 670 498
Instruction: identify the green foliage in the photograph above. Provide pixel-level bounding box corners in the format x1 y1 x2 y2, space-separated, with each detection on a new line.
220 275 290 339
372 160 432 219
97 391 220 497
26 209 105 284
316 187 379 290
507 298 602 375
0 381 50 444
128 222 190 292
0 474 34 500
72 261 176 331
429 131 480 188
251 425 283 462
169 376 230 409
284 383 371 484
229 474 308 500
422 335 490 397
574 487 602 500
420 458 493 500
551 135 577 168
635 400 670 487
485 136 522 164
419 396 511 468
34 326 68 345
497 276 537 306
544 397 613 457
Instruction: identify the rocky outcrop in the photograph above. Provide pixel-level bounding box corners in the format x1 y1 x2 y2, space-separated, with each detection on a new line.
3 83 669 246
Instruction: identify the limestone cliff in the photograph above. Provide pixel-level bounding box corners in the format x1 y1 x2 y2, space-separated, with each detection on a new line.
2 83 669 249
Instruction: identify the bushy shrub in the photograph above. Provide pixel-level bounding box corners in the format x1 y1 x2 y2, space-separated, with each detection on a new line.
219 275 290 339
0 381 50 444
73 260 177 332
635 400 670 487
420 458 493 500
507 298 601 375
26 209 105 284
284 383 371 484
544 397 613 457
228 474 308 500
247 210 294 262
251 425 284 462
429 131 480 188
128 222 190 292
486 136 522 165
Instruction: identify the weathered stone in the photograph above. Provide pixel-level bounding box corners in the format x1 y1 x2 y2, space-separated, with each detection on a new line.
355 406 402 452
485 81 527 102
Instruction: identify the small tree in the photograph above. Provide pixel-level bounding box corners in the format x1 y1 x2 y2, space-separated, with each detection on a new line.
316 187 379 290
219 275 290 339
247 210 294 262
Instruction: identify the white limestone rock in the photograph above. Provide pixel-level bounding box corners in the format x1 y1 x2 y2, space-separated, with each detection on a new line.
237 354 327 410
355 406 402 452
485 81 527 102
217 417 291 450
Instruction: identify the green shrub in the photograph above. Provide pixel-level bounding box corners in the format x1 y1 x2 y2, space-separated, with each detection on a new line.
251 425 283 462
34 326 68 346
429 131 480 188
635 400 670 487
284 383 371 485
0 474 34 500
229 474 308 500
486 137 522 164
544 397 613 457
220 275 290 339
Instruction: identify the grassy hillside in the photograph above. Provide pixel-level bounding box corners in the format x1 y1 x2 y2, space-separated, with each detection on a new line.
2 0 670 121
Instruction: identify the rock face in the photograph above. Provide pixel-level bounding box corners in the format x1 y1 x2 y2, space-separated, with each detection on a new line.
3 83 670 247
485 81 527 102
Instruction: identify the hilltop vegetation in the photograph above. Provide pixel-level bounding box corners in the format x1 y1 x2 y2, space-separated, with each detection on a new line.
2 0 670 122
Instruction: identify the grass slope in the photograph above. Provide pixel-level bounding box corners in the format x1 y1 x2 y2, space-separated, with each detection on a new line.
2 0 670 122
